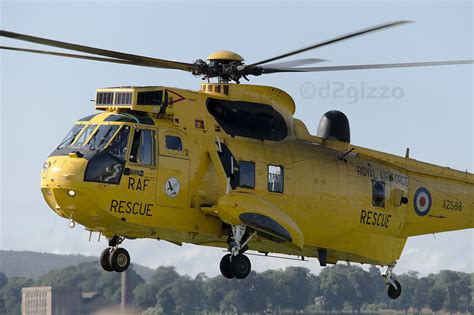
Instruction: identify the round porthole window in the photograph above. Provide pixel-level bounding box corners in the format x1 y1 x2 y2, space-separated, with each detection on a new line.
372 180 385 207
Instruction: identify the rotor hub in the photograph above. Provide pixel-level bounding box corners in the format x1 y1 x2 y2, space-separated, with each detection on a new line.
193 50 249 83
207 50 244 62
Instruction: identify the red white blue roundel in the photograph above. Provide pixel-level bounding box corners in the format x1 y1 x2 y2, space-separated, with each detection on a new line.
414 187 432 216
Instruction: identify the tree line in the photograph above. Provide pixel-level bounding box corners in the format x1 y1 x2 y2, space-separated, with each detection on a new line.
0 262 472 314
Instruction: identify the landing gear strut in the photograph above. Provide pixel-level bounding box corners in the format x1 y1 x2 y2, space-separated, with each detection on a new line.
382 265 402 299
99 236 130 273
219 225 255 279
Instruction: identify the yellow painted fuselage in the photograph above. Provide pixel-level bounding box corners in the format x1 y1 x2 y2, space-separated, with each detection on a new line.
40 83 473 267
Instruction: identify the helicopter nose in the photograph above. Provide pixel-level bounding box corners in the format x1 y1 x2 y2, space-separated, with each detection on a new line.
40 156 93 219
41 156 85 182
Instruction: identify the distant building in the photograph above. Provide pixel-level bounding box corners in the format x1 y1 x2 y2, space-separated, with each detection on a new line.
22 286 82 315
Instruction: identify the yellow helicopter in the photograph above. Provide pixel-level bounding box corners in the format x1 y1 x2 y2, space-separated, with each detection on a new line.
1 21 473 300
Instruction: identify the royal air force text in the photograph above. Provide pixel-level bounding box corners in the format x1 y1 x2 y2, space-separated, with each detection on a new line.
356 165 408 186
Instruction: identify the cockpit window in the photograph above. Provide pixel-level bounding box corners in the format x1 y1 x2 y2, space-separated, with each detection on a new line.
73 125 97 147
106 126 130 161
88 125 120 151
129 128 156 166
104 114 135 123
84 125 130 185
57 124 84 149
104 113 155 126
78 114 98 122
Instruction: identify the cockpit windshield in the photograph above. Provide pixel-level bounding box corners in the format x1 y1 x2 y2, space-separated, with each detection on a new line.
73 125 97 147
57 124 84 149
57 124 124 151
83 125 131 184
54 121 157 185
88 125 120 151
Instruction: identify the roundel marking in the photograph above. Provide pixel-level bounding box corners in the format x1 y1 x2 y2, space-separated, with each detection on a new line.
414 187 432 217
164 177 180 198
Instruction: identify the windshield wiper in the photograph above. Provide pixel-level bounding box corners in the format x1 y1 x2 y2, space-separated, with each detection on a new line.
90 126 114 151
57 128 82 150
89 134 97 151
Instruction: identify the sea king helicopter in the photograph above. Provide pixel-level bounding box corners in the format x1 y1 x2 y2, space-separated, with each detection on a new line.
1 21 473 299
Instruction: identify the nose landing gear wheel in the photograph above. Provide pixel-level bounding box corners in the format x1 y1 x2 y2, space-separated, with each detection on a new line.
99 248 113 272
219 254 234 279
387 280 402 299
230 254 251 279
109 247 130 273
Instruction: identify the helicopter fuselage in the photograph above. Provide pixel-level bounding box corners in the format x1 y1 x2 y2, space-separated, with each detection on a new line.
40 83 473 267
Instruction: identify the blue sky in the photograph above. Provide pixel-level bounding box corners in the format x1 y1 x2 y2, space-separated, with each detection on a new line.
1 0 473 277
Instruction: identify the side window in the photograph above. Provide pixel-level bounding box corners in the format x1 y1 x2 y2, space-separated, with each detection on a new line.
129 128 156 167
239 161 255 189
372 180 385 207
268 165 284 193
165 135 182 151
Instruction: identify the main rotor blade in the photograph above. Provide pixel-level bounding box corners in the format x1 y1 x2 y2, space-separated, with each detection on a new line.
259 58 327 68
261 60 474 74
0 46 171 68
245 20 411 69
0 30 197 71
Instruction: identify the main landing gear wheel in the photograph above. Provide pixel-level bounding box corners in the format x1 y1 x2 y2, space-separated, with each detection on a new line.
219 254 234 279
230 254 251 279
109 247 130 273
219 224 256 279
99 248 113 272
387 280 402 299
219 254 252 279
